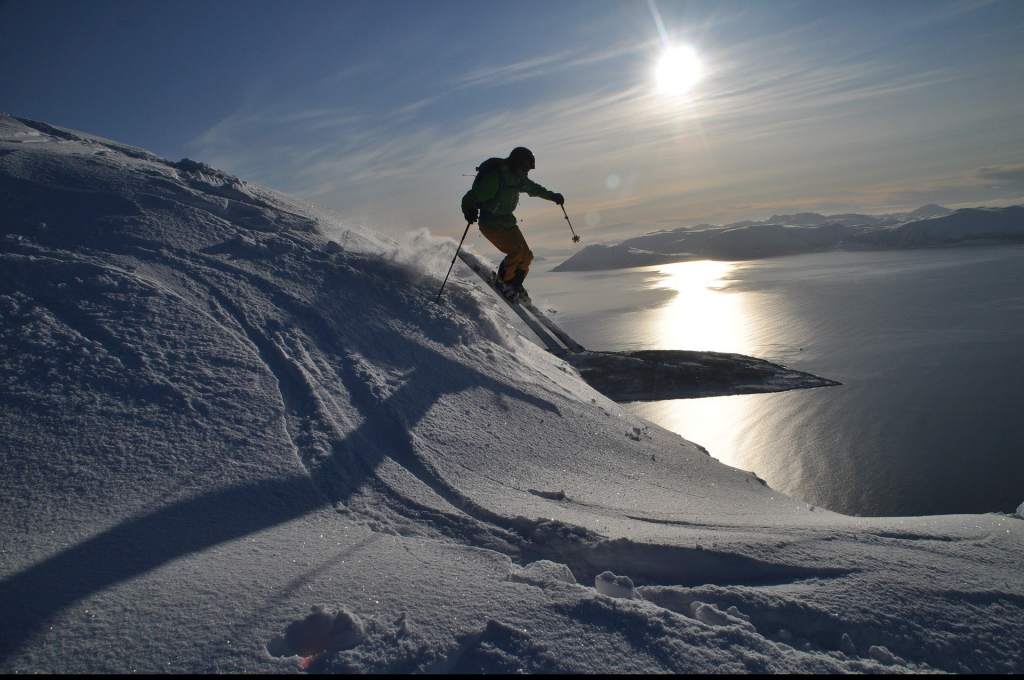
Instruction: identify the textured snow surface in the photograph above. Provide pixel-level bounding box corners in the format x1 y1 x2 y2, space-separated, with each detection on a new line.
1 116 1022 673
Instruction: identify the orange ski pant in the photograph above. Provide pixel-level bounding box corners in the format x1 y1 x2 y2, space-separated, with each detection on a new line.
479 224 533 282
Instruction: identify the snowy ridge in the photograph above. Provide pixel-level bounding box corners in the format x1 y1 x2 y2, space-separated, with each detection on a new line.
1 116 1022 673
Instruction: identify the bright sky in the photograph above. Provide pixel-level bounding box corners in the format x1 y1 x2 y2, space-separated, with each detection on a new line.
3 0 1024 253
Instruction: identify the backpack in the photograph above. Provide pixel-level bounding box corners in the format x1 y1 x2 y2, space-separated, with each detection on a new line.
475 157 505 174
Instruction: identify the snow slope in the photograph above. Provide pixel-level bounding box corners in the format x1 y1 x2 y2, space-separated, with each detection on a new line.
1 116 1022 673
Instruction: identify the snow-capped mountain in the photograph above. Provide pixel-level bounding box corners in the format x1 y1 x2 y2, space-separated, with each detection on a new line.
1 116 1021 673
554 204 1020 271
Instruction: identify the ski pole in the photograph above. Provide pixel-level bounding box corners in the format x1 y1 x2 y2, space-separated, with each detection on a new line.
435 222 472 303
561 205 581 243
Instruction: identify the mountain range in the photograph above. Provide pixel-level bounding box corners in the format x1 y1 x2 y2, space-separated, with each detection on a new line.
554 204 1024 271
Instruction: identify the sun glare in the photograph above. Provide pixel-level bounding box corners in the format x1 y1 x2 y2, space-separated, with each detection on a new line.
655 46 703 96
650 260 747 352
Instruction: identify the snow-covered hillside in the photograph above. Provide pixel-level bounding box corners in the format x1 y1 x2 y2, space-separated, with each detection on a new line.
1 116 1021 673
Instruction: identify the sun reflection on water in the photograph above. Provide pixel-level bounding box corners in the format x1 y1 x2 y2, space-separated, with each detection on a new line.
628 259 758 471
647 260 751 354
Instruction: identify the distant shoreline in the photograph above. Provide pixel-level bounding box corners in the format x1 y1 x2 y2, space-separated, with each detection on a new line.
554 205 1024 271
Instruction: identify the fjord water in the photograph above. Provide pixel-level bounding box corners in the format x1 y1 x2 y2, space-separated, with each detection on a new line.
530 245 1024 516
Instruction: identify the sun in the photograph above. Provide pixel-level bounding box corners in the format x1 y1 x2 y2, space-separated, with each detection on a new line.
655 45 703 96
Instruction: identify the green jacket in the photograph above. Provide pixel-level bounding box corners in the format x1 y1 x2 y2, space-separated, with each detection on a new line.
462 157 559 229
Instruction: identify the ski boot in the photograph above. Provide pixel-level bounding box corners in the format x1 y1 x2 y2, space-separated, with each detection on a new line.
493 264 530 303
491 274 527 303
506 269 531 304
493 277 521 303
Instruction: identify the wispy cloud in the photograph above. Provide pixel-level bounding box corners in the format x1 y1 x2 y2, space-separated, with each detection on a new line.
978 164 1024 188
185 2 1023 246
451 50 577 89
448 40 653 92
908 0 1003 28
774 165 1024 215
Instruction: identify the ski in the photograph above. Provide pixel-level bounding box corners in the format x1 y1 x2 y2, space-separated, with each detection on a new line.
456 251 572 354
519 299 586 353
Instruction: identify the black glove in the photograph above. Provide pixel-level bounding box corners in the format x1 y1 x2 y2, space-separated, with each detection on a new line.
552 193 565 206
463 206 478 224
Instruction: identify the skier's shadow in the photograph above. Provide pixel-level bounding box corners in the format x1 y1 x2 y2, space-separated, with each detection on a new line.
0 279 559 663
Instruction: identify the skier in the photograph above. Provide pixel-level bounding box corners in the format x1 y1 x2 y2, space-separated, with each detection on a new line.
461 147 564 302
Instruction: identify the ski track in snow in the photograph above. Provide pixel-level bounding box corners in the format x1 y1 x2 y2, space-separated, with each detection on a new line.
1 115 1022 673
